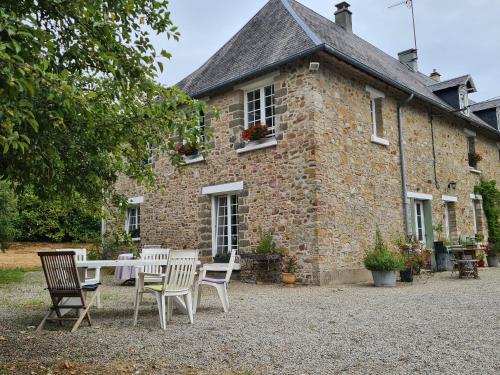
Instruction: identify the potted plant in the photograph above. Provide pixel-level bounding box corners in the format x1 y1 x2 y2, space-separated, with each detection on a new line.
241 123 268 143
468 151 483 168
281 255 298 287
364 228 405 287
175 143 198 158
213 252 231 263
394 234 413 282
484 241 499 267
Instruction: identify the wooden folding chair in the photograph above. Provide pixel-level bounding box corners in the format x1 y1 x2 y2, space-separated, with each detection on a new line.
37 251 99 333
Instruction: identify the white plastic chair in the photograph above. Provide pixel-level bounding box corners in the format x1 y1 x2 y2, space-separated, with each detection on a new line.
133 248 170 307
134 250 198 329
56 248 102 308
194 249 237 314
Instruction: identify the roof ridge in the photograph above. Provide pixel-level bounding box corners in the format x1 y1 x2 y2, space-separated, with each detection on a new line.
280 0 322 46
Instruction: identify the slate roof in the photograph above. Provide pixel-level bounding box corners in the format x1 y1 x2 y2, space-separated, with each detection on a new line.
428 75 477 93
470 98 500 112
177 0 499 137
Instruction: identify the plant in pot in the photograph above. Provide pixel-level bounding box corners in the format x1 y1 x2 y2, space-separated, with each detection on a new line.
213 252 231 263
281 255 298 287
394 234 412 282
241 123 268 143
175 143 198 158
484 240 499 267
364 228 405 287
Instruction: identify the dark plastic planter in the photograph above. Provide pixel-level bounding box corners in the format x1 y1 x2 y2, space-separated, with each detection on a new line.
400 268 413 282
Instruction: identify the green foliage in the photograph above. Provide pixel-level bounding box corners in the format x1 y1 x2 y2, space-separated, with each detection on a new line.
255 231 283 255
14 188 100 242
0 1 210 205
0 181 17 251
364 228 405 272
474 180 500 242
433 222 444 241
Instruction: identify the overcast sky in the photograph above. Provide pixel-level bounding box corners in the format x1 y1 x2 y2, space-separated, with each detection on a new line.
153 0 499 102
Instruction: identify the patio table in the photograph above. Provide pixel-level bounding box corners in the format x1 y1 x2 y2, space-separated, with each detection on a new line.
74 258 201 314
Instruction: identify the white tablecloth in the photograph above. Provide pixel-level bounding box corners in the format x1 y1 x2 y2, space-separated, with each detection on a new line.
113 253 135 281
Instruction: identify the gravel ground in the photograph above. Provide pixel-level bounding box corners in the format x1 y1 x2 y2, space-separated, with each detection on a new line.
1 269 500 374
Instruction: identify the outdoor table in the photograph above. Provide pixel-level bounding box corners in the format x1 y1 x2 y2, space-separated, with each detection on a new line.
74 258 201 314
113 253 135 283
456 259 479 279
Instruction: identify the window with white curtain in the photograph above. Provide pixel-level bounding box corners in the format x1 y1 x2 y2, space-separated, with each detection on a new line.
213 195 239 256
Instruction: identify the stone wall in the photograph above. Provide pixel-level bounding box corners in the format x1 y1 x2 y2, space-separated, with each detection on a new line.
113 54 500 285
312 52 500 284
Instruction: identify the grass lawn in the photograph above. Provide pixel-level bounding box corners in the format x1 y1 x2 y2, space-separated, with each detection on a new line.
0 267 38 286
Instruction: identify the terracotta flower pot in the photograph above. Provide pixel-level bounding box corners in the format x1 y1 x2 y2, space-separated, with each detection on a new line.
281 272 296 287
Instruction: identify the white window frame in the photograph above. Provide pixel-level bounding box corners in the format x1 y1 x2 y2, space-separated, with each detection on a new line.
414 200 426 245
366 85 388 146
125 206 141 240
243 83 276 137
211 194 239 257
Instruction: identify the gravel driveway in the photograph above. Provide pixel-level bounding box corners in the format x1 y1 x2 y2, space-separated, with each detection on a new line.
1 269 499 374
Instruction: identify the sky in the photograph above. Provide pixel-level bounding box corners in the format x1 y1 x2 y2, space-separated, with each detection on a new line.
152 0 500 102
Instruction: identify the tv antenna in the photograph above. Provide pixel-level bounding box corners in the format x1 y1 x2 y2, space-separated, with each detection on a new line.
389 0 418 51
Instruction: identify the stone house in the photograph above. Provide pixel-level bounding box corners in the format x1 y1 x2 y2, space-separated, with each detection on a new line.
113 0 500 285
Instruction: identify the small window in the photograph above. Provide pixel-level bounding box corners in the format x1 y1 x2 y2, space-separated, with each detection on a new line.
126 206 141 239
467 136 477 168
370 97 384 138
444 202 457 240
245 84 276 137
471 199 483 236
366 86 387 145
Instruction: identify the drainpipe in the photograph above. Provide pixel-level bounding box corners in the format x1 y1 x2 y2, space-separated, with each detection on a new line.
398 93 414 240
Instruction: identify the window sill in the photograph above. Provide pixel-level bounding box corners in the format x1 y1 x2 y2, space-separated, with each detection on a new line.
183 155 205 165
469 167 482 174
371 135 390 146
131 237 141 242
237 137 277 154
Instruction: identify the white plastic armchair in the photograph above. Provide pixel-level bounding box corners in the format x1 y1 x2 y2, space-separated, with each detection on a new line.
56 248 102 308
133 248 170 307
134 250 198 329
194 249 237 314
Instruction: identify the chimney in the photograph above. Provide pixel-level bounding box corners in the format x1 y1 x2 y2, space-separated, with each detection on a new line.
430 69 441 82
398 48 418 72
335 2 352 32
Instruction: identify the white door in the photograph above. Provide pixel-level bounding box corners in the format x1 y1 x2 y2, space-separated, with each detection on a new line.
212 195 239 257
414 201 426 246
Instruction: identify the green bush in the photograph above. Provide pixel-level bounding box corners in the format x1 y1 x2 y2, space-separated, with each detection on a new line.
255 231 283 255
14 188 100 243
475 180 500 242
364 228 405 272
0 181 18 251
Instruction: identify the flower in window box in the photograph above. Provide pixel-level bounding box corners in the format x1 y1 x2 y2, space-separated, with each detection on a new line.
468 152 483 165
241 123 268 142
175 143 198 157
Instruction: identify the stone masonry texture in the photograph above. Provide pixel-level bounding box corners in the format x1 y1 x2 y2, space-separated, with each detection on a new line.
114 54 500 285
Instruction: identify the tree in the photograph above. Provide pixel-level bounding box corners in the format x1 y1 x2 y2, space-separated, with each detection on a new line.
0 180 17 251
0 1 208 203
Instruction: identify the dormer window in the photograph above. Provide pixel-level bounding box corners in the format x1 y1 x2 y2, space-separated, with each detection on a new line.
459 89 470 116
245 84 276 137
